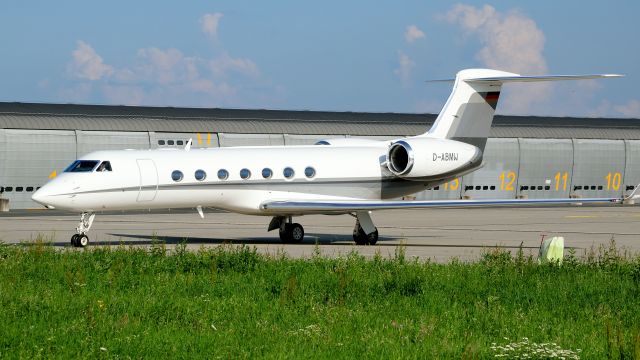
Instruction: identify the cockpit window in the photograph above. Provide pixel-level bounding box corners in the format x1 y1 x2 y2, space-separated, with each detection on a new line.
96 161 112 172
64 160 100 173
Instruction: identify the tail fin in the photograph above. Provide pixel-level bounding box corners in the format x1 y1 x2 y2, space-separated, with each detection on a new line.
424 68 622 151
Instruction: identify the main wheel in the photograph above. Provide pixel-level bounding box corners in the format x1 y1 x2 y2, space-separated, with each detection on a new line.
353 221 378 245
279 223 305 243
290 223 304 243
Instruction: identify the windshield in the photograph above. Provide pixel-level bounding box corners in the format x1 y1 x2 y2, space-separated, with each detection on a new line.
64 160 100 173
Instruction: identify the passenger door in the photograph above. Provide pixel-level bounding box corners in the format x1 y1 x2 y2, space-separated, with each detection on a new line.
136 159 158 202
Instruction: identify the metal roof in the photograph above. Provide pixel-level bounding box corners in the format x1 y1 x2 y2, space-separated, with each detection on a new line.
1 102 640 139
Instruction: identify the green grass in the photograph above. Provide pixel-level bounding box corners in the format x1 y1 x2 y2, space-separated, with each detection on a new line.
1 239 640 359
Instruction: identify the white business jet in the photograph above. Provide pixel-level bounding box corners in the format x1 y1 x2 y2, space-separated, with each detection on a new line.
32 69 627 247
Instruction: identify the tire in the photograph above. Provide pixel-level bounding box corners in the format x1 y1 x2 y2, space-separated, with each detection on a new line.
78 235 89 248
70 234 79 247
290 223 304 243
353 221 378 245
279 223 305 243
279 224 292 243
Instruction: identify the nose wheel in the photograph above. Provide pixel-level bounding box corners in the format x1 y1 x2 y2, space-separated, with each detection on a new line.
71 234 89 248
71 212 95 248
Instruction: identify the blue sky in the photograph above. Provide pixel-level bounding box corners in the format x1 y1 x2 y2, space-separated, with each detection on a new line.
1 1 638 117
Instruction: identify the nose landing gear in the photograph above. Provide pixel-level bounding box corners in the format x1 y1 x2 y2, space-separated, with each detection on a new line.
71 212 95 248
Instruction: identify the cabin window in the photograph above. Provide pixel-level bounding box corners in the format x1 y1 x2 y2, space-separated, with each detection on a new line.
64 160 100 173
262 168 273 179
240 168 251 180
16 187 23 192
171 170 184 182
26 187 34 192
96 161 112 172
195 169 206 181
4 187 12 192
177 140 184 146
304 167 316 178
217 169 229 180
283 167 295 179
158 140 166 145
167 140 175 145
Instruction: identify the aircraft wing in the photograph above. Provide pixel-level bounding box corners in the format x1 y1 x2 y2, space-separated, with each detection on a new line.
261 197 624 213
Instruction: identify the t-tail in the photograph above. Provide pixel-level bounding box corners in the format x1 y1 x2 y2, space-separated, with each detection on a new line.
421 68 622 152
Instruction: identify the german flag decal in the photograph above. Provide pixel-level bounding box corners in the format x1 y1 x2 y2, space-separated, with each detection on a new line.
480 91 500 109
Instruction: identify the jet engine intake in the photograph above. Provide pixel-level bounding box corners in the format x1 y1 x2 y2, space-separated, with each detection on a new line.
386 138 482 180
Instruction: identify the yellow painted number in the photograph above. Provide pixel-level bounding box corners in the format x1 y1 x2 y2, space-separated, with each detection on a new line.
554 172 568 191
443 178 460 191
499 171 516 191
605 172 622 191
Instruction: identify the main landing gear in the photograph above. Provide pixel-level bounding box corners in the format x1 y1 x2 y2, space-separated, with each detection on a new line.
268 211 378 245
269 216 305 243
71 212 95 248
352 211 378 245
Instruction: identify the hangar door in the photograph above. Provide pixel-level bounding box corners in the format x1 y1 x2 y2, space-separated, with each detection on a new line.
623 140 640 196
461 138 519 199
136 159 158 202
0 129 76 209
571 139 625 198
518 139 573 199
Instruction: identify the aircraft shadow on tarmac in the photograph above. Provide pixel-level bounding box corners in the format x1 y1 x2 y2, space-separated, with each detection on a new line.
45 233 542 249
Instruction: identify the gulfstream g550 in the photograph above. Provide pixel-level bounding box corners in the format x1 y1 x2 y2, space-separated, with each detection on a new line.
32 69 627 247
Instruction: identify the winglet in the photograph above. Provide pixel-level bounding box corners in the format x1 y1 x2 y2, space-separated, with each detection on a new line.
185 138 193 151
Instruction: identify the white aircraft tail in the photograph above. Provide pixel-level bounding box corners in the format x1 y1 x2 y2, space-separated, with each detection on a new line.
423 68 622 151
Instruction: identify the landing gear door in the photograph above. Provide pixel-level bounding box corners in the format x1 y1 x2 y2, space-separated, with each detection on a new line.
136 159 158 202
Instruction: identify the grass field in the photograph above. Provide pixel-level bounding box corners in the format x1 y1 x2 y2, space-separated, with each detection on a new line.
1 239 640 359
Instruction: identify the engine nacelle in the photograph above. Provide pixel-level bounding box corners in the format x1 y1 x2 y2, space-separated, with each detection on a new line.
387 137 482 180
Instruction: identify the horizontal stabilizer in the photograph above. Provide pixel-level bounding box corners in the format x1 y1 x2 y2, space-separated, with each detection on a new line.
464 73 623 83
427 73 623 83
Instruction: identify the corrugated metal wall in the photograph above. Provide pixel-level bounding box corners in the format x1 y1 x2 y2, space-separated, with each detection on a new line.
461 138 520 199
624 140 640 196
517 139 573 199
0 129 76 209
1 130 639 209
76 130 150 157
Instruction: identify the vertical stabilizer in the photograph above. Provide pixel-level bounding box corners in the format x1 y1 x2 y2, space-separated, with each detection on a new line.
424 69 515 152
423 69 622 152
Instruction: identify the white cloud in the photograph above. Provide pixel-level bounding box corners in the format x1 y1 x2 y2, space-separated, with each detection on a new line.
444 4 548 114
592 99 640 118
404 25 425 43
614 99 640 118
67 41 114 80
60 14 281 108
210 53 259 78
394 51 415 87
201 13 223 39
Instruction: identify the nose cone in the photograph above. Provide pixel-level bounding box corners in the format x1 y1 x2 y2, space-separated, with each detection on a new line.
32 185 56 209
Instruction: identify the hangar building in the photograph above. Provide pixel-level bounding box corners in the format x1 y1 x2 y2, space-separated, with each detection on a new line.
0 102 639 209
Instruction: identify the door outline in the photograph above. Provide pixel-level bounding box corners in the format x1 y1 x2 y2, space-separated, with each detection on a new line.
136 159 158 202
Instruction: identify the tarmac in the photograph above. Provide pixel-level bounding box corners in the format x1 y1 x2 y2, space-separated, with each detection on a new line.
1 206 639 262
